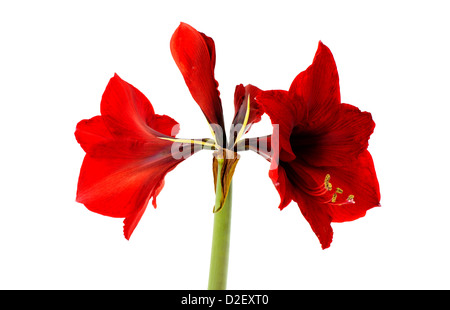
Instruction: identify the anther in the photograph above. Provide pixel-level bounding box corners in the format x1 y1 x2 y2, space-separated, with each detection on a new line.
331 193 337 203
324 174 332 191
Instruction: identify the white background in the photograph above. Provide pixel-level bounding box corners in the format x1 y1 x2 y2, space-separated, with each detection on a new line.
1 1 449 289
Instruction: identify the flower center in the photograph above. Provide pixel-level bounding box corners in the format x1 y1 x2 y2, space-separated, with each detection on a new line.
157 95 252 155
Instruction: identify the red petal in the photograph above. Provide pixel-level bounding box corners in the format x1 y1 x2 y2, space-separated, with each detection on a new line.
75 75 198 239
256 90 297 162
294 192 334 249
289 41 340 125
123 201 149 240
269 164 293 210
267 158 334 249
256 42 341 163
101 74 158 140
170 22 225 141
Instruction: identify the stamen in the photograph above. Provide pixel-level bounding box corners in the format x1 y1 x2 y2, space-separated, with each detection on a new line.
324 174 332 191
158 137 217 148
331 193 337 203
233 136 273 162
346 195 355 203
208 123 216 142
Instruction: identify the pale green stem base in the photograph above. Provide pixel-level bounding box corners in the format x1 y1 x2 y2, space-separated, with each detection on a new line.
208 160 232 290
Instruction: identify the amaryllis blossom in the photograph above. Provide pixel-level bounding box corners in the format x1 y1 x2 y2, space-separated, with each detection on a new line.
75 23 262 239
253 41 380 249
75 74 202 239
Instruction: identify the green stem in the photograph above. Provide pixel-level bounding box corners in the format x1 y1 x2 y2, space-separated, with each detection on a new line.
208 159 233 290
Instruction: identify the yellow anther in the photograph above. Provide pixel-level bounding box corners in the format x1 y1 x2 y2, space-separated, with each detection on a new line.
331 193 337 203
347 195 354 200
336 187 343 194
324 174 332 191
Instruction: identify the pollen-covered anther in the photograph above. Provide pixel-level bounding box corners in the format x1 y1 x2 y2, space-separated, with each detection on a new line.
324 174 332 191
346 195 355 203
331 193 338 203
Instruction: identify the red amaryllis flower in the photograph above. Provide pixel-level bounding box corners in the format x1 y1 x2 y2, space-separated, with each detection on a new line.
75 23 262 239
75 74 206 239
252 41 380 249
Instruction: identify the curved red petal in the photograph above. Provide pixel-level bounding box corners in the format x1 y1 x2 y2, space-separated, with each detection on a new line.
294 192 334 249
100 74 161 140
269 164 293 210
170 22 225 138
255 42 341 164
289 41 340 125
256 90 297 162
76 74 181 158
123 200 149 240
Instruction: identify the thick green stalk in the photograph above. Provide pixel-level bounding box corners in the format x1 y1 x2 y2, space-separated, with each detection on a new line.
208 159 233 290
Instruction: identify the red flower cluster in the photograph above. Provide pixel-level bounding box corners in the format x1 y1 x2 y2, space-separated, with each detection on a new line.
75 23 380 249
